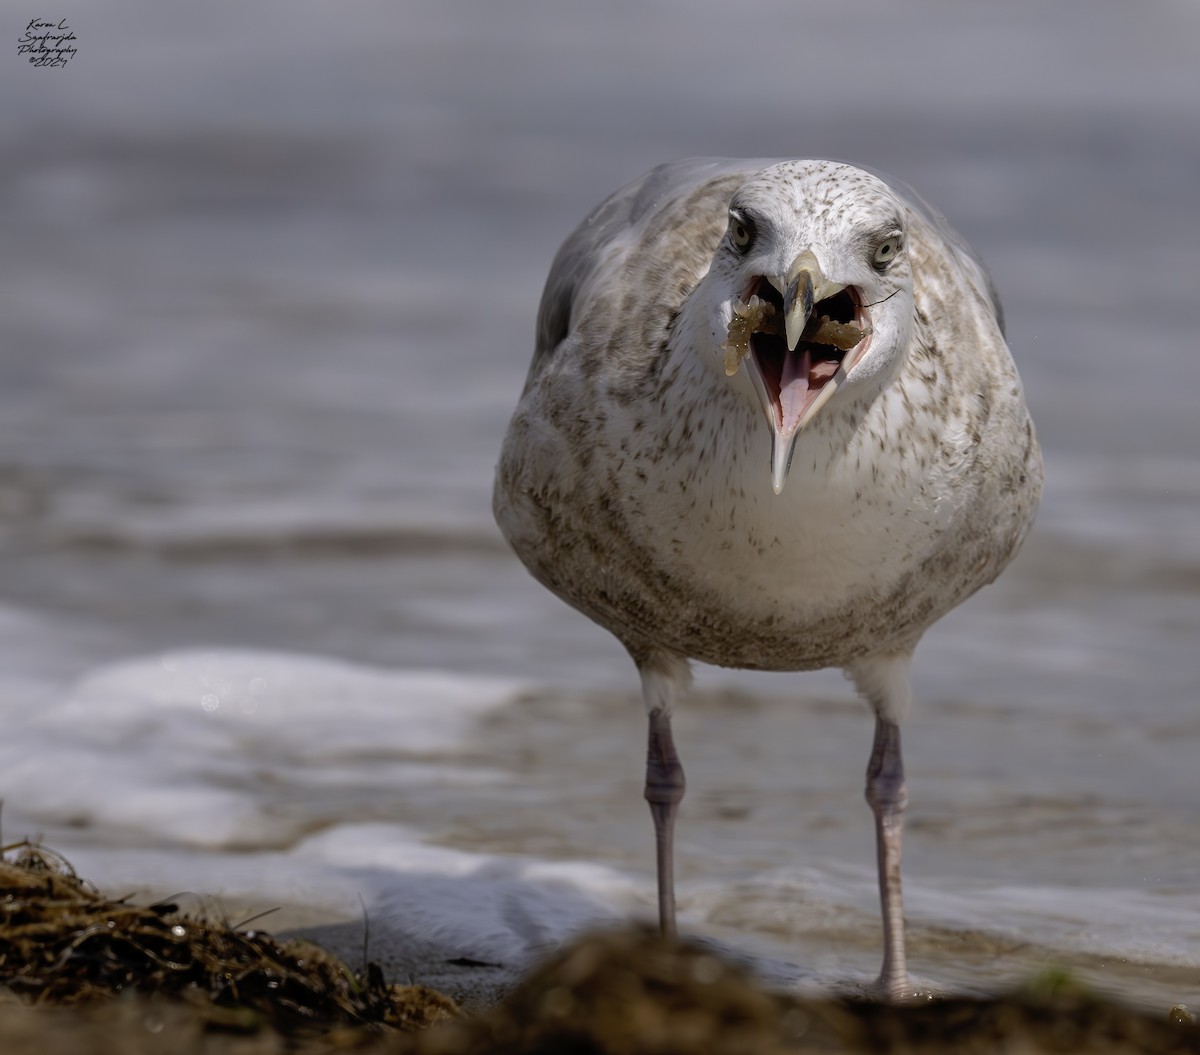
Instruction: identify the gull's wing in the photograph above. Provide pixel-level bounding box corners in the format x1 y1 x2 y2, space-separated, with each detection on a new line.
527 157 771 387
870 168 1007 337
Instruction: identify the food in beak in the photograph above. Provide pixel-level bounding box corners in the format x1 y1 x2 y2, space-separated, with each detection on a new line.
803 315 870 353
724 295 870 386
723 294 775 375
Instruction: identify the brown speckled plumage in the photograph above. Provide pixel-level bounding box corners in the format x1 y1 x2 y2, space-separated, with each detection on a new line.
495 159 1041 674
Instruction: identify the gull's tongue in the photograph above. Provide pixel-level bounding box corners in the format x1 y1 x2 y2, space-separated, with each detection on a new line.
778 347 812 435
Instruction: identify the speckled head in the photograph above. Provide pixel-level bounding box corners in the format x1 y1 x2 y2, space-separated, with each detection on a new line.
691 160 916 493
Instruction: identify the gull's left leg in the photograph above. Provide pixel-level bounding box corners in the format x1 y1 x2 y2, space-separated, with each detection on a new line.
850 653 916 1001
634 650 691 939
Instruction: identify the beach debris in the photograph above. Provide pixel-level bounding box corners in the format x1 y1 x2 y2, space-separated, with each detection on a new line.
0 840 458 1037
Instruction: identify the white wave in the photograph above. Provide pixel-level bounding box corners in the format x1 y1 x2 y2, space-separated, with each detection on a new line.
1 648 525 847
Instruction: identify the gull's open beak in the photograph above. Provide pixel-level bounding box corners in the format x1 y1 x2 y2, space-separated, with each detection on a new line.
761 250 848 493
726 249 872 494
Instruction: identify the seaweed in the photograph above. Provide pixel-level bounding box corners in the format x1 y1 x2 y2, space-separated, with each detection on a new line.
0 840 457 1038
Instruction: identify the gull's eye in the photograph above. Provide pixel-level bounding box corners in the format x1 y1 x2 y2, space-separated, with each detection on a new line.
729 211 755 252
872 236 902 270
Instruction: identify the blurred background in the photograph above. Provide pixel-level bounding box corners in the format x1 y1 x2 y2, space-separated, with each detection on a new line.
1 0 1197 1006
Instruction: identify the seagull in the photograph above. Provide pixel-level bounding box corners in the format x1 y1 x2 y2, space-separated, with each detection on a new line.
493 158 1042 999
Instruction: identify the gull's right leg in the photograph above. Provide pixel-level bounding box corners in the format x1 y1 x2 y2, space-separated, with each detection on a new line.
850 652 917 1001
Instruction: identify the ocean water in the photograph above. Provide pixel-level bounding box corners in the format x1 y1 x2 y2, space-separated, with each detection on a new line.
1 0 1198 1008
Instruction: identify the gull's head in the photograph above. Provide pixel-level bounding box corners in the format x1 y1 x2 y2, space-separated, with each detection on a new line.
701 161 915 493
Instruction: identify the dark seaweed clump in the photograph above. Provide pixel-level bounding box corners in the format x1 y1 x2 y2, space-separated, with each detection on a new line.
0 840 457 1040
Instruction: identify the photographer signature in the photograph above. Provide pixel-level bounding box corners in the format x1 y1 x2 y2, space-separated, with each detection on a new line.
18 18 78 68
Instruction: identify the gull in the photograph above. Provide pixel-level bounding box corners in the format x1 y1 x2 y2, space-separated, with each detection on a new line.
493 158 1042 999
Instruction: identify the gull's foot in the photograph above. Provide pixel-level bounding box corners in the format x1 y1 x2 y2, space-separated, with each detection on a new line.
872 971 932 1004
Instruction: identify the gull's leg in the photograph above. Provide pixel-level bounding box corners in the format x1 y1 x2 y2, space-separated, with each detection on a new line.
850 653 915 1001
645 706 685 937
637 654 690 938
866 715 910 999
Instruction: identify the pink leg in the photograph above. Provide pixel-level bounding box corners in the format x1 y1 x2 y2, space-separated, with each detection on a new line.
644 706 685 938
865 715 912 1000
